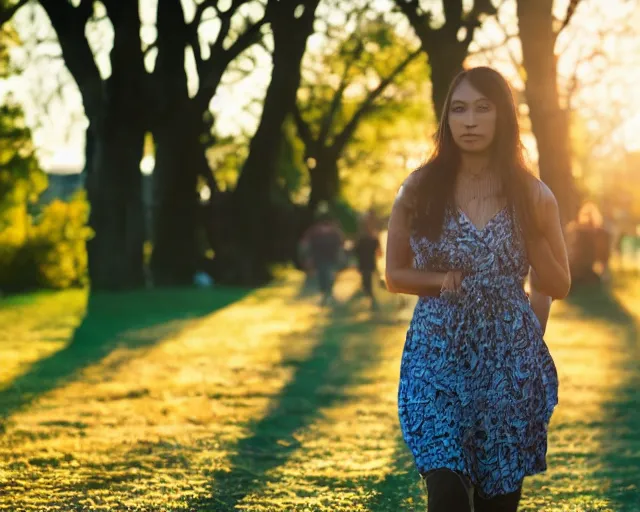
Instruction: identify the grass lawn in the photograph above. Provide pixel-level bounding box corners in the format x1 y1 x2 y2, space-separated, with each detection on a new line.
0 271 639 511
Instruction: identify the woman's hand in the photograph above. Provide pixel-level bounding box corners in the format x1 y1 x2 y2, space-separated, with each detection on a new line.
529 276 552 334
440 270 464 299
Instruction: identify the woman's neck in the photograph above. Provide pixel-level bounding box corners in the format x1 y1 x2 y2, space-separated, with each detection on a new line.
458 151 491 177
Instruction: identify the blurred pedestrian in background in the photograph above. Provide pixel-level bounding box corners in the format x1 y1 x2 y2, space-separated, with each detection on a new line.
299 203 345 306
354 209 382 310
566 202 612 287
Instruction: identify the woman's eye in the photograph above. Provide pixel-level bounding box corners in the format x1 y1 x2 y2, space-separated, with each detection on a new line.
477 103 491 112
451 105 465 113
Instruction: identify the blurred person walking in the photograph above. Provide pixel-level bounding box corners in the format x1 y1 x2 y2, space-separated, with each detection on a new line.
565 202 612 286
300 203 345 306
385 67 570 511
354 210 382 310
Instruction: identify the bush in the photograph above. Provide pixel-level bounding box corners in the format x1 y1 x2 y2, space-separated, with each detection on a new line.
1 193 93 291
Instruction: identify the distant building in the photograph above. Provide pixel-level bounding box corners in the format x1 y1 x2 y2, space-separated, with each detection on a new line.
39 171 85 205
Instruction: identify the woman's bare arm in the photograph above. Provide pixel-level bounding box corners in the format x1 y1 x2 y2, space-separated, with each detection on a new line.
526 181 571 300
385 175 447 297
529 284 552 334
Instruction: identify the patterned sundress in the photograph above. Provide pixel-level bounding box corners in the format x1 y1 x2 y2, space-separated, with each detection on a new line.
398 204 559 499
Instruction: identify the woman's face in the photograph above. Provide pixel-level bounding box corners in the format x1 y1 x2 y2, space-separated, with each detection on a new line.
447 79 497 154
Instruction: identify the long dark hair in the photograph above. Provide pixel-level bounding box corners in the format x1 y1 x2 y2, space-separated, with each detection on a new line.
411 66 539 241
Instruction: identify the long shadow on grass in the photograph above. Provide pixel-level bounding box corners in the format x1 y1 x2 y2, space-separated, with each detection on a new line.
190 301 389 510
0 287 248 431
565 283 640 511
362 434 427 512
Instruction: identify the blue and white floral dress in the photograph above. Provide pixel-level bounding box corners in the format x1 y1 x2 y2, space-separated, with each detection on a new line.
398 204 559 499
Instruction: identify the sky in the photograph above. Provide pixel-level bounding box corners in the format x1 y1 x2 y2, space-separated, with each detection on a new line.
3 0 640 173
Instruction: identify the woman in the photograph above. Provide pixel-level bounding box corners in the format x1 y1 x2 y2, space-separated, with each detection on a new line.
385 67 570 511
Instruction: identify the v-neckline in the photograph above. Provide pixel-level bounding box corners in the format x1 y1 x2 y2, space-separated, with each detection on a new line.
456 205 507 234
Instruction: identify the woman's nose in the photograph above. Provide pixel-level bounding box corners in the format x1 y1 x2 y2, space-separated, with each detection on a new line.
464 110 477 128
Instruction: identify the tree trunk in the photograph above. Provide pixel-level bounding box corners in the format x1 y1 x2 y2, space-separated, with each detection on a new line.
308 155 339 214
80 123 94 184
147 0 207 286
86 111 146 290
429 50 465 121
151 106 207 286
517 0 576 221
222 0 320 285
393 0 495 121
84 1 148 290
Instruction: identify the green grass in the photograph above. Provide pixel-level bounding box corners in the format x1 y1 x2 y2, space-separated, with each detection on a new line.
0 272 639 511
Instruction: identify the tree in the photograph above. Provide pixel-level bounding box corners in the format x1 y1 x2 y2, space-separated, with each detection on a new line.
516 0 581 221
394 0 496 120
29 0 149 290
220 0 321 285
293 9 422 214
7 0 271 288
149 0 270 286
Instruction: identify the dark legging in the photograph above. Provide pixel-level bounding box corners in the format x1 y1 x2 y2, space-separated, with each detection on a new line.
424 469 522 512
360 269 374 297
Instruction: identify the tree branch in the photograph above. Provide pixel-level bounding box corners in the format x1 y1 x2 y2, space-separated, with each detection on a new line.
565 47 604 111
393 0 436 51
0 0 29 28
332 48 421 154
469 0 498 20
556 0 582 36
317 39 363 146
195 6 269 110
39 0 103 121
77 0 94 24
315 4 371 145
188 2 216 74
292 102 314 149
223 15 268 67
468 32 518 56
193 0 217 29
205 0 250 62
443 0 463 32
396 0 496 55
143 40 157 58
462 0 497 46
489 9 524 70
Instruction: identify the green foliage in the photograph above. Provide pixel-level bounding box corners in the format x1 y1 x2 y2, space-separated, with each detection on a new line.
2 192 93 292
298 5 434 214
206 135 247 192
27 193 92 289
0 98 92 292
0 101 48 282
341 74 434 216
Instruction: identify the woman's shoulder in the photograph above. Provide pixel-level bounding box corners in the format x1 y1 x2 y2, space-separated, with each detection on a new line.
395 167 425 209
401 167 424 191
523 172 556 203
522 172 560 221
